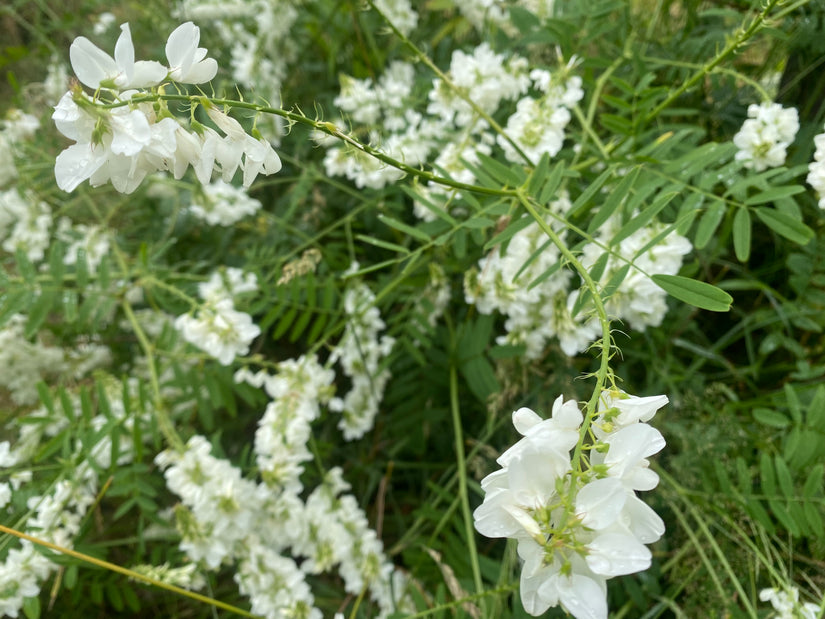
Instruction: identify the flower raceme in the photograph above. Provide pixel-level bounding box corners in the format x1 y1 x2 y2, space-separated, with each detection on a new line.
473 391 668 618
53 21 280 194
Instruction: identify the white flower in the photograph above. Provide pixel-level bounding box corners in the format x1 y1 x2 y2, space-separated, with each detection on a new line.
189 180 262 226
198 267 258 301
70 23 167 90
175 298 260 365
595 390 669 437
165 22 218 84
733 102 799 171
475 391 667 618
760 586 821 619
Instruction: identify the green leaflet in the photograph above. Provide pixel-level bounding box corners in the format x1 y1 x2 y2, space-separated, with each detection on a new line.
652 274 733 312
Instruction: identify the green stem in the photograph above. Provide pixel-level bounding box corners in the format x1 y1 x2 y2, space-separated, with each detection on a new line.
121 300 184 452
448 360 484 599
516 190 612 470
121 93 520 199
0 523 260 618
644 0 782 123
640 55 773 101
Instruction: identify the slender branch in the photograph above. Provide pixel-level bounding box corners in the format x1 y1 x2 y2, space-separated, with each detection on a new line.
0 523 261 618
644 0 782 123
448 360 485 600
120 93 520 198
515 190 613 471
121 300 184 452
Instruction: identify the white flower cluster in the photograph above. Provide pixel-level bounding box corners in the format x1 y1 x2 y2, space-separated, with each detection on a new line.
321 43 581 221
188 179 262 225
372 0 419 35
760 586 821 619
157 435 412 618
450 0 555 31
430 43 531 127
806 126 825 209
294 468 414 615
53 22 281 194
465 196 596 358
474 390 668 618
55 217 112 273
413 263 452 330
733 102 799 172
579 215 693 331
174 267 260 365
498 65 583 164
329 272 396 440
465 197 692 358
236 355 336 493
0 315 110 405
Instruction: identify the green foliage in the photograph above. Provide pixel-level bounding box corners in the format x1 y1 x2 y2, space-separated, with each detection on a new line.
3 0 825 618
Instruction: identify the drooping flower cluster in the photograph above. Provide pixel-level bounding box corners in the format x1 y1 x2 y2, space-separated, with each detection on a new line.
53 21 281 194
174 267 260 365
733 102 799 172
474 390 668 618
329 268 396 440
806 126 825 209
157 435 413 618
235 355 336 493
760 586 821 619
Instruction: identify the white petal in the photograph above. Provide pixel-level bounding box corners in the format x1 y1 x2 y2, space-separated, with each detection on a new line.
109 110 152 156
623 494 665 543
575 477 627 530
55 143 106 191
512 407 542 435
206 107 247 140
180 58 218 84
166 22 199 74
586 532 651 577
114 24 136 84
553 573 608 619
508 444 569 506
625 467 660 492
604 424 666 476
552 395 583 429
127 60 168 88
614 394 669 425
520 556 559 616
70 36 117 89
473 492 521 539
